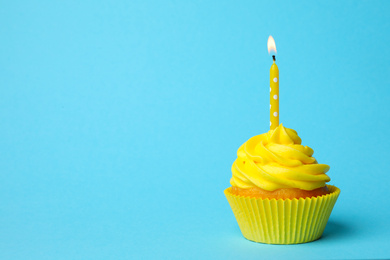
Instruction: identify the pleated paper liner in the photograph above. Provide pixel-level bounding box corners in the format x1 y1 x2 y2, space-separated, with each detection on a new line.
224 185 340 244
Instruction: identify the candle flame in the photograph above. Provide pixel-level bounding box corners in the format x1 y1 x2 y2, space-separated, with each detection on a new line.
267 35 277 54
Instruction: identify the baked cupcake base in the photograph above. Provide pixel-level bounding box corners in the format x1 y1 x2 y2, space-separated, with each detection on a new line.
224 185 340 244
230 186 330 200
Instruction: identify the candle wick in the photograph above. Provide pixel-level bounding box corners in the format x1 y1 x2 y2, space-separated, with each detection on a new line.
272 55 276 61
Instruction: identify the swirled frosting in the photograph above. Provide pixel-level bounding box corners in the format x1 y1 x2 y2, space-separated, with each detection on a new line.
230 124 330 191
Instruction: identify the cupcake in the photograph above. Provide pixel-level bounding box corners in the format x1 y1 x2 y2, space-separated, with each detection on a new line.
224 124 340 244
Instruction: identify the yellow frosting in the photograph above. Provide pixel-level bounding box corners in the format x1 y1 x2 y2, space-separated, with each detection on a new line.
230 124 330 191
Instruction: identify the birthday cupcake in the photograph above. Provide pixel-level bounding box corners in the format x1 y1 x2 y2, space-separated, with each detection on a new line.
224 124 340 244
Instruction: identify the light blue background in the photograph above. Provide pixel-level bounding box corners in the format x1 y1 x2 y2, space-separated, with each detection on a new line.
1 1 389 259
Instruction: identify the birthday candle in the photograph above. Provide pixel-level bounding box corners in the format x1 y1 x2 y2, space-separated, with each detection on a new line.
268 36 279 130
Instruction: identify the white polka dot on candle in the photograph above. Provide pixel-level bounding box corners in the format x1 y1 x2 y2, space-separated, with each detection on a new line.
273 112 278 117
270 121 272 126
270 104 271 109
270 87 271 92
273 77 278 83
273 94 278 100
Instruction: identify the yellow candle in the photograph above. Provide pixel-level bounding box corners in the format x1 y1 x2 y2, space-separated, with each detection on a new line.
270 57 279 130
268 36 279 130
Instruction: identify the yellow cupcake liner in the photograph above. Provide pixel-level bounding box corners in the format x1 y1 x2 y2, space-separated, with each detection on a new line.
224 185 340 244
